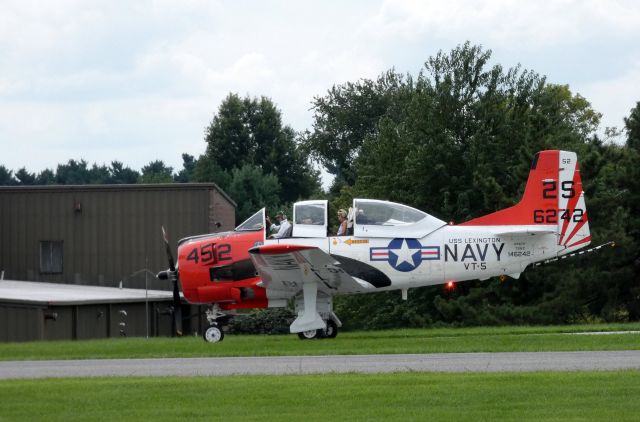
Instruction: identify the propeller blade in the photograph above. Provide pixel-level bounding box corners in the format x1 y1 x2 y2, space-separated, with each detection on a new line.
161 226 176 272
172 276 183 336
161 226 182 336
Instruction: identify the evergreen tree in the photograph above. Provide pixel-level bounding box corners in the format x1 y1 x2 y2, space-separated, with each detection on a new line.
174 154 197 183
0 165 16 185
55 159 91 184
624 101 640 151
109 161 139 184
35 169 56 185
226 164 282 222
88 163 111 184
15 168 36 185
139 160 173 184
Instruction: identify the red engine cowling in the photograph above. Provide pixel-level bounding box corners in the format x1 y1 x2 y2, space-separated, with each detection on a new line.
197 284 242 303
176 230 268 309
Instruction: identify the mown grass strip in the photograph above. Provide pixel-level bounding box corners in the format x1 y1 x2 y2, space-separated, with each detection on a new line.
1 323 639 361
1 371 639 421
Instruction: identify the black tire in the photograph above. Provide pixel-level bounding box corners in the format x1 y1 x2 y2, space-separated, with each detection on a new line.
324 319 338 339
203 324 224 343
297 329 318 340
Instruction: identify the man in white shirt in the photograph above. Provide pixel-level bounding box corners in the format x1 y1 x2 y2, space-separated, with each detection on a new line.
269 211 292 239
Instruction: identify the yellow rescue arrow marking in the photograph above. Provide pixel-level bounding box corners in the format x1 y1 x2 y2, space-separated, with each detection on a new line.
344 238 369 246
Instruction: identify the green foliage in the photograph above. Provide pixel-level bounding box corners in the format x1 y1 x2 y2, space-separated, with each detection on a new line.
35 168 56 184
108 161 140 184
196 93 319 204
0 160 141 186
14 168 36 185
55 159 92 184
227 308 295 334
226 164 282 222
174 153 196 183
311 42 640 328
303 71 412 191
0 165 17 185
625 101 640 151
138 160 173 184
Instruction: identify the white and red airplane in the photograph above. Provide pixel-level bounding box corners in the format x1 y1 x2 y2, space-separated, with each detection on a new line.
159 150 592 342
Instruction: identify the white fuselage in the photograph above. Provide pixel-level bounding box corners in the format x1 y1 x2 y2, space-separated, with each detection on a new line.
268 224 558 292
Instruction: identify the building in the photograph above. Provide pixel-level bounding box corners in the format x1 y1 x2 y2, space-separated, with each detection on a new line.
0 183 236 342
0 280 176 342
0 183 235 289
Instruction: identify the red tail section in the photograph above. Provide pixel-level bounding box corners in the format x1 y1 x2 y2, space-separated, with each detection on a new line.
460 150 590 252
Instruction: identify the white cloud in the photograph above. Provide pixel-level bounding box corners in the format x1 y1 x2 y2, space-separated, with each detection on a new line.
363 0 640 47
576 60 640 132
0 0 639 176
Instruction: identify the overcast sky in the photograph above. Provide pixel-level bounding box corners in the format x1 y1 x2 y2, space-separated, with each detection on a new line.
1 0 639 176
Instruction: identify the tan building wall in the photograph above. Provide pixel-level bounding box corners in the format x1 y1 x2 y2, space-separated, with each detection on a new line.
0 183 236 289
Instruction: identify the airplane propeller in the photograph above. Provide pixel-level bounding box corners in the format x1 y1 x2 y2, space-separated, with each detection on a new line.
157 226 183 336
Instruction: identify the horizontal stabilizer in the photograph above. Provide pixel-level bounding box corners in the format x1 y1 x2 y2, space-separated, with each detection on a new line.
494 227 556 236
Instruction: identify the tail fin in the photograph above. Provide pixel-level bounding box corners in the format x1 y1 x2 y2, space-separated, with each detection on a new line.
460 150 590 253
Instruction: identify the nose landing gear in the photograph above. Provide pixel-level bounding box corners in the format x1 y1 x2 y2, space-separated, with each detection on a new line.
203 304 227 343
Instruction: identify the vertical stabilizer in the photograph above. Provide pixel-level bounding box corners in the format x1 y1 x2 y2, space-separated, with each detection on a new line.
460 150 590 253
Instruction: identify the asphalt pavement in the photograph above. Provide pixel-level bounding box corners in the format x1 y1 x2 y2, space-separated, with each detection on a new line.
1 350 639 379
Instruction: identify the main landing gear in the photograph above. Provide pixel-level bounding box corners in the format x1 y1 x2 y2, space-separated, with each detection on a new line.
297 319 338 340
292 290 341 340
201 301 342 343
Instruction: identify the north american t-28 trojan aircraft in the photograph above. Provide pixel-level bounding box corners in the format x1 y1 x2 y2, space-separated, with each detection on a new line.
158 150 592 342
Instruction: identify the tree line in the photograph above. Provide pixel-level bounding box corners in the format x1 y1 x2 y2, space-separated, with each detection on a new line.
2 42 638 328
305 42 639 328
0 94 321 222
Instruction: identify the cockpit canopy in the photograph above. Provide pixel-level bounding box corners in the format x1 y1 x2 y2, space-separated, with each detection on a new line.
351 199 445 238
353 199 427 226
235 200 446 239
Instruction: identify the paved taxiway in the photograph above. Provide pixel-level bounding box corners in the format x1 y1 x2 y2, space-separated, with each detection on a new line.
1 351 639 379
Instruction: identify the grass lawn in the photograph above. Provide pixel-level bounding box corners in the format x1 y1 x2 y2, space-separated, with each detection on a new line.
1 371 639 421
0 323 639 361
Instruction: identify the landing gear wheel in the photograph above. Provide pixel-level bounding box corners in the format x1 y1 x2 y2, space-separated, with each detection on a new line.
297 329 318 340
324 319 338 339
203 324 224 343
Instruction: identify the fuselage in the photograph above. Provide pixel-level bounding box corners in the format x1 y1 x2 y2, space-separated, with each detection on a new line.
273 224 557 290
176 222 558 308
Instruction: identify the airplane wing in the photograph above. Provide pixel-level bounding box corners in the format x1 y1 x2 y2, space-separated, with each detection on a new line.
248 244 370 295
248 243 372 333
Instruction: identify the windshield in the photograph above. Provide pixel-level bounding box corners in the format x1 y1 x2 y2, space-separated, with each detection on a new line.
235 208 265 231
354 200 427 226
